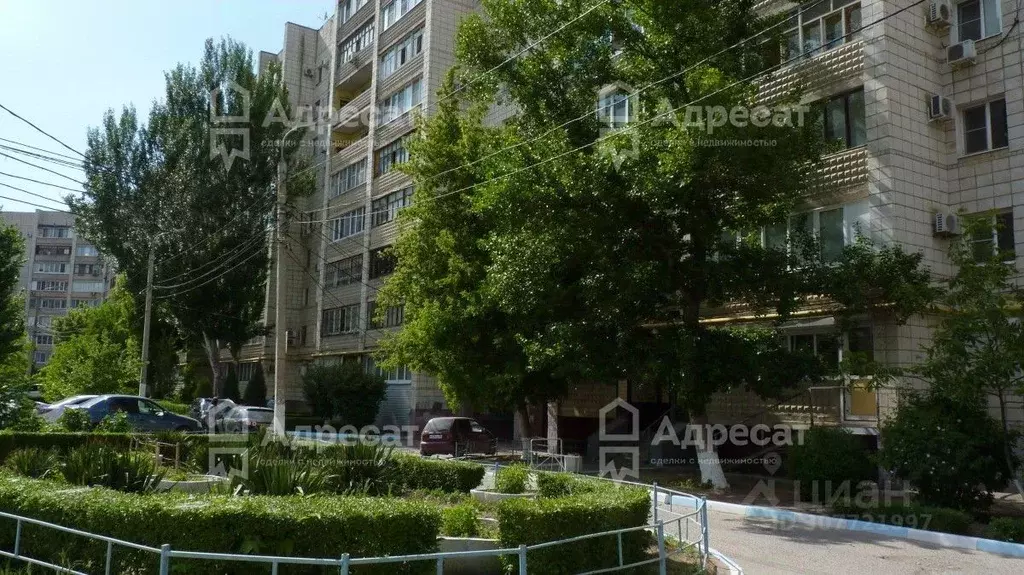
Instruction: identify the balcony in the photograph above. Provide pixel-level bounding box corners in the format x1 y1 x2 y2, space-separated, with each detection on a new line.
331 132 369 161
336 46 373 93
706 380 881 429
333 88 371 135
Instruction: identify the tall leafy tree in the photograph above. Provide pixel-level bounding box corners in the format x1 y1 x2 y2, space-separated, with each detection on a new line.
73 38 310 394
0 220 31 427
381 0 935 485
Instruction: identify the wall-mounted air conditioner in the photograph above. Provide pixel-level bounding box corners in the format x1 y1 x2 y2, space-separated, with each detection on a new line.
947 39 977 68
934 212 961 236
926 0 952 30
928 94 952 120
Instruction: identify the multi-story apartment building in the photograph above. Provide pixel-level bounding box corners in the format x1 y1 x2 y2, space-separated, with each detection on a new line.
0 211 113 368
230 0 482 428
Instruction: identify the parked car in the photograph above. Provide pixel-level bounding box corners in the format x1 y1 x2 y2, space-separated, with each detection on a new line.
36 394 98 415
54 395 201 432
419 417 497 457
220 406 274 433
189 397 237 430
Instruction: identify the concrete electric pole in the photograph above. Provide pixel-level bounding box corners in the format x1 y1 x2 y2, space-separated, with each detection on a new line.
138 242 156 397
272 159 288 437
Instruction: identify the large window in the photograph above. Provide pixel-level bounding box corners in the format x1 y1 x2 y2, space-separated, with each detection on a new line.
331 159 367 198
75 263 99 275
35 262 67 274
955 0 1001 42
367 301 404 328
30 280 67 291
376 137 409 175
381 0 423 31
37 226 71 238
34 334 53 346
971 211 1016 262
379 78 422 124
371 187 413 227
822 88 865 148
35 245 70 256
962 98 1008 155
598 89 632 128
340 0 369 23
762 199 873 262
369 246 397 279
30 298 67 310
322 304 361 336
326 254 363 287
364 356 412 381
72 280 105 292
783 0 861 60
330 207 366 241
380 28 423 79
75 245 99 257
340 22 375 64
788 327 873 372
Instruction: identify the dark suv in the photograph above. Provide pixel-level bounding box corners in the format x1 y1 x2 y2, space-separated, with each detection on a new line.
419 417 497 456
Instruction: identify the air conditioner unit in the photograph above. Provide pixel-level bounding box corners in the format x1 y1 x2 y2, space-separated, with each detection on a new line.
928 94 952 120
947 39 977 67
926 0 952 29
934 212 961 236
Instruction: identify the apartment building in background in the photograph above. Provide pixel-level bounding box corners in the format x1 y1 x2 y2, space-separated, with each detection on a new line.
0 211 114 368
229 0 484 430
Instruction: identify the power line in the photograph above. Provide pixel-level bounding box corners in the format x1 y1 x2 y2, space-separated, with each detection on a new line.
0 144 85 170
153 231 270 291
153 243 267 300
0 191 71 213
154 192 277 269
0 182 70 210
0 137 83 163
0 170 83 193
0 152 85 186
0 102 88 159
155 227 270 285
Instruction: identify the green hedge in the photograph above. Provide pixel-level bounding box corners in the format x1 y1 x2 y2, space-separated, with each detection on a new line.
0 473 440 574
497 482 650 575
393 456 485 493
156 401 191 416
831 502 973 535
986 517 1024 543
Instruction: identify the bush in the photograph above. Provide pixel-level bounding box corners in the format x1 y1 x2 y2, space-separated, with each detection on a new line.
320 442 396 495
536 472 599 498
0 473 441 574
242 363 267 406
986 517 1024 543
497 484 650 575
3 448 59 479
440 503 480 537
55 408 91 432
156 400 190 416
222 365 241 402
831 502 973 535
0 432 210 474
789 426 875 501
495 464 529 494
94 412 132 433
62 445 164 493
301 362 386 427
879 392 1014 511
393 455 485 493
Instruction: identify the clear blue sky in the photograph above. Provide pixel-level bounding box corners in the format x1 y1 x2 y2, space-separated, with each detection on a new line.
0 0 330 212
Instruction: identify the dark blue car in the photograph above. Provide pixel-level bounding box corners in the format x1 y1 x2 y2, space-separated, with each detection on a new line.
68 395 201 432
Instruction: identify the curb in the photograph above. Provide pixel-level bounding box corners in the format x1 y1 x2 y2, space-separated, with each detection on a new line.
707 546 744 574
660 493 1024 559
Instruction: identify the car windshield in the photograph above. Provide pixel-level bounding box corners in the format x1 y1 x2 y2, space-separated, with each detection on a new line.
245 409 273 423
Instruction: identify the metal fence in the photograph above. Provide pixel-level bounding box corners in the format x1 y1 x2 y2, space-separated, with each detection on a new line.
0 483 711 574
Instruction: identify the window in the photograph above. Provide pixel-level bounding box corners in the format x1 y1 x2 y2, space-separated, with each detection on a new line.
763 199 873 262
37 226 71 238
364 356 412 381
598 90 632 128
31 298 67 309
35 262 67 274
368 301 404 328
379 78 422 124
236 363 256 383
971 211 1016 261
74 264 98 275
34 316 52 328
33 351 49 364
75 245 99 257
72 298 101 308
30 280 67 291
822 88 865 148
340 0 369 23
962 98 1008 155
955 0 1001 42
322 304 360 336
376 137 409 175
72 280 105 292
35 245 70 256
329 207 366 241
369 246 397 279
381 0 423 30
783 0 861 60
371 187 413 227
340 22 375 64
34 334 53 346
331 159 367 197
380 29 424 79
326 254 363 287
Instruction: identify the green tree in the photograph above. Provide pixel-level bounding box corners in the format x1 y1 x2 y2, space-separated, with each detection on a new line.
0 219 33 428
301 362 386 427
37 280 142 401
73 37 311 397
242 363 267 406
222 364 241 402
380 0 935 486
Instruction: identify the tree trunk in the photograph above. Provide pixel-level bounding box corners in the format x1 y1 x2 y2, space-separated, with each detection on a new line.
546 400 560 454
203 333 223 397
515 403 533 439
691 412 729 489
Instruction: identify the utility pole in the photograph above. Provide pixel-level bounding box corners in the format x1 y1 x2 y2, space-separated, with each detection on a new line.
138 242 156 397
272 160 288 436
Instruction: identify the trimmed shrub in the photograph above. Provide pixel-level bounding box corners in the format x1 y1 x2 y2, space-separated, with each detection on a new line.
497 484 650 575
831 502 972 535
3 448 59 479
301 362 387 427
495 464 529 494
879 393 1014 511
536 472 589 498
242 363 267 406
440 503 480 537
393 455 485 493
789 426 875 501
222 365 241 402
0 473 441 574
987 517 1024 543
156 401 190 416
